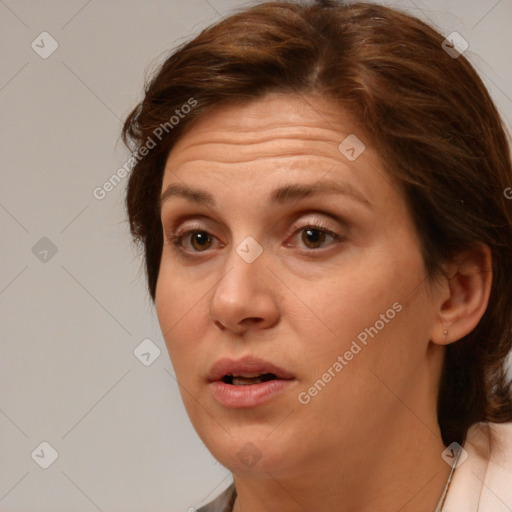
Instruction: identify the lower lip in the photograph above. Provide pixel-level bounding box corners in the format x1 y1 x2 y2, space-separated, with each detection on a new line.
209 379 296 408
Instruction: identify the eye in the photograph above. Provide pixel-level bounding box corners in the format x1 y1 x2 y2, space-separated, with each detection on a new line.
299 227 332 249
166 218 343 257
168 229 217 253
289 221 343 250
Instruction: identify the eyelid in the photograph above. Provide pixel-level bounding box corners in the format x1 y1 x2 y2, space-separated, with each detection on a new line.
167 213 341 240
287 214 341 236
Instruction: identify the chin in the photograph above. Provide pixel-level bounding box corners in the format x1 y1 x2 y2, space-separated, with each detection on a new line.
197 423 300 475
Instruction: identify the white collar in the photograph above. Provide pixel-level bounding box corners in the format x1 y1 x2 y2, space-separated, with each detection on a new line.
442 421 512 511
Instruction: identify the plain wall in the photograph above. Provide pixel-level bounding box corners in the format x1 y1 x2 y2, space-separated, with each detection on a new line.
1 0 511 510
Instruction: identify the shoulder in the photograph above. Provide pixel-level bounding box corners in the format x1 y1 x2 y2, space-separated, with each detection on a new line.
443 421 512 512
196 483 236 512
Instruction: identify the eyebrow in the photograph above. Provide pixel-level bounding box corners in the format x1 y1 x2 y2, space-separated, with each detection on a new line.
159 180 371 209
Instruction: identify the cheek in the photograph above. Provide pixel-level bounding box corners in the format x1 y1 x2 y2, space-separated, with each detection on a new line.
295 242 428 367
155 270 179 338
297 261 402 336
154 265 205 373
293 269 431 425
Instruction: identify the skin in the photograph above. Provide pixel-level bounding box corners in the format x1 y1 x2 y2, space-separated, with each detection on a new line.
155 92 492 511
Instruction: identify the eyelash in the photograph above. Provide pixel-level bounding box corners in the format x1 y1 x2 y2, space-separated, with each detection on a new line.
166 219 343 257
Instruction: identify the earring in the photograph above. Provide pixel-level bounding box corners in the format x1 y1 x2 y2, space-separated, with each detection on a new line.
443 329 448 338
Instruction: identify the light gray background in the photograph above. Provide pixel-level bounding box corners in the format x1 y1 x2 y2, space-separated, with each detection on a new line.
1 0 511 511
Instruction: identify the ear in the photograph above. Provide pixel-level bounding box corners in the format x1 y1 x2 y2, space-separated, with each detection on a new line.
430 244 492 345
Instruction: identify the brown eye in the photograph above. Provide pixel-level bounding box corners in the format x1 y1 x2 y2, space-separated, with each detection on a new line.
301 228 328 249
188 231 213 251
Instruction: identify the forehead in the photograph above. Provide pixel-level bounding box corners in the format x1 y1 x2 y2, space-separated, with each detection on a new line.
165 93 360 167
161 93 395 211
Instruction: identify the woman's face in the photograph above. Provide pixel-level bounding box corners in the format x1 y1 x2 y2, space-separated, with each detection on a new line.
156 92 445 476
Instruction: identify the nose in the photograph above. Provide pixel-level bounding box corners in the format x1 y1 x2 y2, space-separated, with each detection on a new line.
208 245 280 336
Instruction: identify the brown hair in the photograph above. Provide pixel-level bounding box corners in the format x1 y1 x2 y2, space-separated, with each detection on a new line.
122 0 512 444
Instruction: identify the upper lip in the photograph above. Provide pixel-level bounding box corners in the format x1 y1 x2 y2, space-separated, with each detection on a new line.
208 356 295 382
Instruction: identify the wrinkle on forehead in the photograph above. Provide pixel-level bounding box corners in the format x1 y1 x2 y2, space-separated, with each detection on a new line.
161 92 385 215
169 141 348 167
166 93 363 169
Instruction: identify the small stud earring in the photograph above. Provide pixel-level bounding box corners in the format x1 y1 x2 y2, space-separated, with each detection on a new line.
443 329 448 336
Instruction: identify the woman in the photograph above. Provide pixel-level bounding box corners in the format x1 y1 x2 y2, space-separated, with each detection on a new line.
121 1 512 510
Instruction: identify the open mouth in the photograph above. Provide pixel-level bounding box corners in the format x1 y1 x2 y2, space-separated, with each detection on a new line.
221 373 278 386
209 359 296 407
